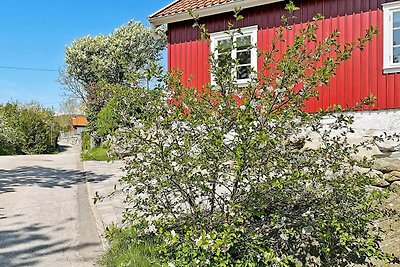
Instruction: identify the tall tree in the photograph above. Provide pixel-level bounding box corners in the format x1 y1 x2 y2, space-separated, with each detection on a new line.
61 21 166 137
62 21 166 91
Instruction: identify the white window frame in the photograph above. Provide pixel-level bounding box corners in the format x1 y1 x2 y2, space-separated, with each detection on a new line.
210 25 258 86
383 1 400 74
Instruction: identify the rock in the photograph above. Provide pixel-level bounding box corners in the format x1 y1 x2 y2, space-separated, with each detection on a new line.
372 158 400 173
375 153 391 159
350 147 382 162
389 181 400 192
353 166 384 177
356 168 389 187
390 151 400 159
367 185 384 192
353 166 371 174
383 171 400 182
375 140 400 153
373 177 390 188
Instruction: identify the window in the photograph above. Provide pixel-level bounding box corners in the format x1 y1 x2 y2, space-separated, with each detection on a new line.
210 25 258 85
383 2 400 73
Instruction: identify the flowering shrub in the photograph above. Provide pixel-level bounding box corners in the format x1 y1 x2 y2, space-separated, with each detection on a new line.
109 2 398 266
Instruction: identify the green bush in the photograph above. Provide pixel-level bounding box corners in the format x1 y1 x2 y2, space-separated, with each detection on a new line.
0 103 60 155
55 115 74 133
81 131 91 151
96 85 163 139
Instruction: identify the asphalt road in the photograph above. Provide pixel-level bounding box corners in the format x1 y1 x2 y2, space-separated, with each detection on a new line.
0 145 106 267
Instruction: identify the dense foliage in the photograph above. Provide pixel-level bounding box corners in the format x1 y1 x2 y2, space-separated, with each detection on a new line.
0 103 60 155
64 21 165 87
61 21 166 145
104 3 398 267
55 114 74 133
96 85 162 139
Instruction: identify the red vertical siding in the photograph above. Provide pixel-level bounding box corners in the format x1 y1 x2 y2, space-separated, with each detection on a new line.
168 0 400 112
169 40 210 89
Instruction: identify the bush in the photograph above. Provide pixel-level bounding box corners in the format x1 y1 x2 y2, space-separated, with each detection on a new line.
55 115 74 133
96 85 163 139
108 2 398 267
81 130 91 151
0 103 60 155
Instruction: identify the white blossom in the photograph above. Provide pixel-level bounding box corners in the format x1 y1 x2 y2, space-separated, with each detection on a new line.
145 223 156 234
223 130 238 145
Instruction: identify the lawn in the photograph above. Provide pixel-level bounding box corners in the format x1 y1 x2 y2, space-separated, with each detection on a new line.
100 226 160 267
81 146 116 161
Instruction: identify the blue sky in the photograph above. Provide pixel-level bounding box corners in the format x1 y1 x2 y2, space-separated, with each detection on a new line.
0 0 171 110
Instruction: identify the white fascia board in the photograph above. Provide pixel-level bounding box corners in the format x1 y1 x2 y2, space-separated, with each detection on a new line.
149 0 284 27
382 1 400 8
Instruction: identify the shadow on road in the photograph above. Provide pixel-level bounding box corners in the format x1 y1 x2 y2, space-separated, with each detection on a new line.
0 166 112 194
57 145 70 153
0 215 99 267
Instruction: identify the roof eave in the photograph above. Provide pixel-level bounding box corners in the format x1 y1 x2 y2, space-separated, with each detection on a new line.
148 0 284 27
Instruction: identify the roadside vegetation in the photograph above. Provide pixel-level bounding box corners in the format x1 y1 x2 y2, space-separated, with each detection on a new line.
0 102 60 155
81 146 116 161
60 20 165 141
100 226 160 267
60 20 166 159
65 2 399 266
55 114 73 133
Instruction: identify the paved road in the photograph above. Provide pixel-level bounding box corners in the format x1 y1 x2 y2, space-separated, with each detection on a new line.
84 160 126 232
0 145 108 267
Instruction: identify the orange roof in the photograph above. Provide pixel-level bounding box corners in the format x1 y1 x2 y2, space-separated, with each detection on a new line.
150 0 234 19
72 116 88 127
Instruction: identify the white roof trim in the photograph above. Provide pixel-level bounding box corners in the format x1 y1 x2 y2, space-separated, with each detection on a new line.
149 0 284 27
382 1 400 8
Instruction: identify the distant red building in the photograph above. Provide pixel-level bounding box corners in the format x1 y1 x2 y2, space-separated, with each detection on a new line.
149 0 400 112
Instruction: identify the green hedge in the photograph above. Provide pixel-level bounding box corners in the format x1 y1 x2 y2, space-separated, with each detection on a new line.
0 103 60 155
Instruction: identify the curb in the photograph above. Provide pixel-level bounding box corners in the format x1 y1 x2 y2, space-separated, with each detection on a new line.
85 177 109 250
78 159 109 250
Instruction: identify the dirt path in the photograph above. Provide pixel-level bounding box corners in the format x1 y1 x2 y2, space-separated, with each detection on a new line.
0 145 108 267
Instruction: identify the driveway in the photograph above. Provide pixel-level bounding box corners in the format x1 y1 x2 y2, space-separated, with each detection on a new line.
0 145 109 267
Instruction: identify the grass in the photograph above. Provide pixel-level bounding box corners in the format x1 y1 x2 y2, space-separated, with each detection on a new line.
100 226 161 267
81 146 116 161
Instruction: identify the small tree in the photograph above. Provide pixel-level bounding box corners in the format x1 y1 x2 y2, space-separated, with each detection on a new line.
108 2 398 266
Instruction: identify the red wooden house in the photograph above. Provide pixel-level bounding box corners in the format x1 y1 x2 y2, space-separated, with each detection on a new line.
149 0 400 114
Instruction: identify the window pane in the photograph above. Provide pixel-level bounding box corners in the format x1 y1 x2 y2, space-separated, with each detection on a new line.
237 36 251 50
218 53 231 67
217 39 232 53
394 11 400 28
237 66 250 80
394 47 400 63
237 51 251 64
394 29 400 46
